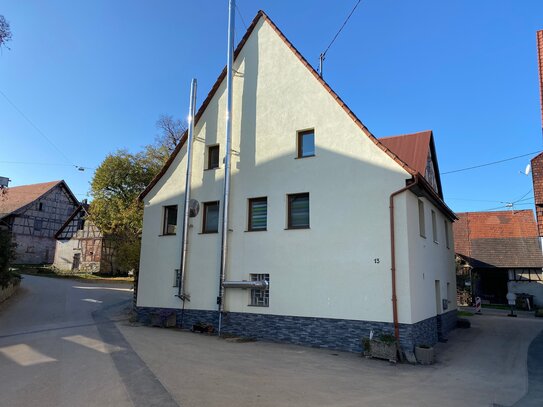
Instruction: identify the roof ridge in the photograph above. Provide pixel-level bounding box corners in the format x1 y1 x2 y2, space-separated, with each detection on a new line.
138 10 419 201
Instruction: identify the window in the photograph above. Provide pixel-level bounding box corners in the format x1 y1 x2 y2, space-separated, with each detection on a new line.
35 219 42 231
248 197 267 231
250 274 269 307
287 193 310 229
38 202 44 211
444 220 450 249
78 219 86 231
202 201 220 233
418 200 425 238
162 205 178 235
207 145 220 170
297 129 315 158
431 210 437 243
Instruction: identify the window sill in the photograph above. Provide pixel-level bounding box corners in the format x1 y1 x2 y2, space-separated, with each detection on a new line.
245 229 267 232
204 167 221 171
159 233 177 237
434 240 439 244
199 231 218 235
420 234 426 239
295 154 316 160
285 226 310 230
247 304 269 307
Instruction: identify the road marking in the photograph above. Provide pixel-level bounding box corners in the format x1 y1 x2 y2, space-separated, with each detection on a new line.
72 286 133 292
0 344 57 366
63 334 123 354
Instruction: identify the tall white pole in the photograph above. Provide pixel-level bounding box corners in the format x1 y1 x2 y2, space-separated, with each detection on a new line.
218 0 235 336
178 78 197 300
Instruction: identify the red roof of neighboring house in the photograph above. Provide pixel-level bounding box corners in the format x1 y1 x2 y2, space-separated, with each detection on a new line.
453 210 543 268
0 180 77 219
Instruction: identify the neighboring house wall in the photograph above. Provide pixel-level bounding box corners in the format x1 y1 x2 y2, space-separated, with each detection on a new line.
8 185 78 264
137 15 456 351
53 208 107 273
507 269 543 307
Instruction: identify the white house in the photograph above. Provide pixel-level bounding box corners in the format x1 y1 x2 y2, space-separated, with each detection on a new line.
136 11 457 352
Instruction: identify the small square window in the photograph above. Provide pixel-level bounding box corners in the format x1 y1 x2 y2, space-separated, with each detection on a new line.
248 197 267 231
250 274 269 307
297 130 315 158
418 200 426 238
287 193 310 229
163 205 178 235
203 201 220 233
207 145 220 170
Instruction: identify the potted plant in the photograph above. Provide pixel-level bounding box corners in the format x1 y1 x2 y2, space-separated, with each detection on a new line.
361 334 398 363
415 344 435 365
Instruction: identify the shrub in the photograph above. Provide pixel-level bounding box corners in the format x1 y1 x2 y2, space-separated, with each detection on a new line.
0 229 17 288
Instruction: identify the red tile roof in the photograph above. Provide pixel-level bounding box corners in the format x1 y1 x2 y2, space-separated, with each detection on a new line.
0 180 73 218
379 131 432 176
453 210 543 268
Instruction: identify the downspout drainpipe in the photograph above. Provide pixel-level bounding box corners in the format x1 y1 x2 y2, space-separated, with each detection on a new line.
389 176 419 343
177 78 197 301
218 0 235 336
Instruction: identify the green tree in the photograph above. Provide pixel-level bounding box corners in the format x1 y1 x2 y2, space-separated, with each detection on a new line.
90 150 163 274
0 229 17 287
89 114 185 275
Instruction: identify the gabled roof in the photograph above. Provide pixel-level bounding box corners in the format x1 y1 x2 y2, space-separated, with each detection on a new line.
453 210 543 269
139 10 421 201
55 203 89 239
0 180 78 219
379 130 443 199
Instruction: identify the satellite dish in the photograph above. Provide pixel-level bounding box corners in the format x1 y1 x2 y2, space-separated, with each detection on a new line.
525 164 531 175
188 199 200 217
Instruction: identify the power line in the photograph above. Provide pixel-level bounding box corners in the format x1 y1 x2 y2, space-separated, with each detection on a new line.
0 89 90 172
0 160 94 170
319 0 362 76
235 3 247 30
442 150 542 175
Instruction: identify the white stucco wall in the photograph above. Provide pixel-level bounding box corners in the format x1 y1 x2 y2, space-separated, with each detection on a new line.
54 239 79 271
137 18 453 325
405 194 457 322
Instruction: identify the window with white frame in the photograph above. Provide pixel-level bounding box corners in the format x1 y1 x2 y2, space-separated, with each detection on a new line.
250 274 269 307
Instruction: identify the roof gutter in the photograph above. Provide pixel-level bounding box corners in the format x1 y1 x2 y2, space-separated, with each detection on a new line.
389 176 419 343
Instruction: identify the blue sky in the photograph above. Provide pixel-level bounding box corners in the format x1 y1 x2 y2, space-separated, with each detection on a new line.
1 0 542 212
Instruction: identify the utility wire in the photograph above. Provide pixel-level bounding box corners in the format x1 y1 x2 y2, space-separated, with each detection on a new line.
235 3 247 30
0 160 94 170
0 89 90 171
322 0 362 58
442 150 542 175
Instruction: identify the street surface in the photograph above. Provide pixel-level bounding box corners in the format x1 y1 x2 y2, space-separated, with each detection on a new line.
1 275 542 407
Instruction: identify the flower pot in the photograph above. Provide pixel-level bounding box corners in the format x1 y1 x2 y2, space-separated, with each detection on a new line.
369 339 398 363
415 346 435 365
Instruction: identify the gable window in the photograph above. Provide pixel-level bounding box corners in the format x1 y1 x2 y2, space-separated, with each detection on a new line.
202 201 220 233
78 219 86 231
444 220 450 249
38 202 44 211
250 274 269 307
287 193 310 229
163 205 178 235
431 210 438 243
248 197 267 231
207 145 220 170
418 200 426 238
297 129 315 158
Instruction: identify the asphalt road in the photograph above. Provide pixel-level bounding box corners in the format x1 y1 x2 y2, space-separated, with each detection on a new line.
0 274 177 407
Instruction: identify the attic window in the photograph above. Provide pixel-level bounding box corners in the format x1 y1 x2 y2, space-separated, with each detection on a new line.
297 130 315 158
38 202 44 211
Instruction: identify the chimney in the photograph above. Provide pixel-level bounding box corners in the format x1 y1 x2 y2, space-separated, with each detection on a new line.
538 30 543 134
0 177 10 188
533 31 543 241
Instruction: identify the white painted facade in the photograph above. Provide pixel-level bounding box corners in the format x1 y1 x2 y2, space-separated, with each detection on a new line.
137 16 456 327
